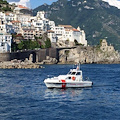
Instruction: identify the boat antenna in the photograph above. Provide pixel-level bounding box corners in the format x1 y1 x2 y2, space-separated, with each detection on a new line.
73 63 77 69
76 62 80 70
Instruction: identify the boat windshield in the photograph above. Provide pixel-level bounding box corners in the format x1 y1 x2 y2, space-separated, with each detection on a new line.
71 72 76 75
76 72 81 75
67 71 72 75
67 71 76 75
67 71 81 75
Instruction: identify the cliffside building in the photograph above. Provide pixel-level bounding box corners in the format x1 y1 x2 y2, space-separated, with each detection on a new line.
100 39 115 52
0 9 88 52
49 25 87 46
0 33 12 53
31 11 55 32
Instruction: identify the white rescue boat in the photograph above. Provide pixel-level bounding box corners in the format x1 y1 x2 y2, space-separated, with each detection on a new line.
44 65 93 88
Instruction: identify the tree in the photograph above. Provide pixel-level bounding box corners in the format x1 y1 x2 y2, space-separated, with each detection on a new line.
11 42 18 52
2 6 12 11
45 38 51 48
17 41 24 50
17 40 40 50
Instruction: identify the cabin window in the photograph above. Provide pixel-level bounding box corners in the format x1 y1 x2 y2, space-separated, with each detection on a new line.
76 72 81 75
71 72 76 75
68 72 71 75
67 77 71 79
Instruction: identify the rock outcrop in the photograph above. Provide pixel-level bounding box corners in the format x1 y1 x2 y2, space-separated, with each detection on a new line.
57 40 75 48
41 56 58 64
59 40 120 64
0 59 43 69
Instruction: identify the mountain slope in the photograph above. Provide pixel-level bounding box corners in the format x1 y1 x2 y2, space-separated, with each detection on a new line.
33 0 120 50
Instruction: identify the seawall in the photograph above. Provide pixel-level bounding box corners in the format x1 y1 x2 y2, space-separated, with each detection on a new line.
0 48 58 63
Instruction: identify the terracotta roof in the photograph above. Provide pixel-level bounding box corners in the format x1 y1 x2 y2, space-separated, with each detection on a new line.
47 30 54 33
72 29 80 32
11 20 21 23
58 25 73 28
5 13 10 16
18 5 28 9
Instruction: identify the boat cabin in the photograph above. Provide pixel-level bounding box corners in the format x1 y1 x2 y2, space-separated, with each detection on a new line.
67 69 82 75
66 69 83 81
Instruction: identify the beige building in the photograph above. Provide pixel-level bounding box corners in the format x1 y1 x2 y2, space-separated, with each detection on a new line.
21 27 35 40
100 39 115 52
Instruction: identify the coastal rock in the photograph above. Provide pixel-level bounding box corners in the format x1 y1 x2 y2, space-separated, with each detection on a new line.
42 56 58 64
58 40 120 64
0 59 43 69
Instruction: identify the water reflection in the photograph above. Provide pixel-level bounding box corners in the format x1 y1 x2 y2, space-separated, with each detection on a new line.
44 88 83 99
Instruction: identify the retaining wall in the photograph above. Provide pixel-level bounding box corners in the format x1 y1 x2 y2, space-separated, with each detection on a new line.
0 48 58 62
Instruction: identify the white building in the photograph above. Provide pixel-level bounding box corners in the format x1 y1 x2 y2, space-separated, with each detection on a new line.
0 9 87 49
15 13 31 25
14 5 29 14
50 25 87 46
36 11 48 20
31 11 55 32
0 33 12 53
5 12 15 22
10 20 22 33
31 18 48 31
47 30 57 43
0 20 18 34
0 12 5 23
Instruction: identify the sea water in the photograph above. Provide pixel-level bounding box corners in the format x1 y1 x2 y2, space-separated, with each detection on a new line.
0 64 120 120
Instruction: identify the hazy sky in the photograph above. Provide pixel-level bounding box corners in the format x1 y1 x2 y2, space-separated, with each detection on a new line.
7 0 120 9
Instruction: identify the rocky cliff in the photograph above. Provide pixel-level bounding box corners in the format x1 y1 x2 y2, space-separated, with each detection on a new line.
59 39 120 64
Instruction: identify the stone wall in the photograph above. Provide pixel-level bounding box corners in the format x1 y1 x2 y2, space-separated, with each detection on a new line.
48 48 58 59
0 48 58 63
36 49 46 62
0 53 11 62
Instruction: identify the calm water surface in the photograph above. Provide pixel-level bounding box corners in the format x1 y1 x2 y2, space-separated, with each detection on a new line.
0 64 120 120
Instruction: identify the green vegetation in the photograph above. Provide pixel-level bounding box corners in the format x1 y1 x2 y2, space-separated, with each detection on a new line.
99 39 103 46
11 33 52 51
11 42 18 52
0 0 12 11
2 5 12 11
17 40 40 50
74 39 83 46
65 39 69 44
11 38 51 52
0 0 8 4
65 50 69 56
11 40 40 51
45 38 51 48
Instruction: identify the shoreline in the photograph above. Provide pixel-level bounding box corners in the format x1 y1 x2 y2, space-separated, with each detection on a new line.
0 60 120 69
0 62 44 69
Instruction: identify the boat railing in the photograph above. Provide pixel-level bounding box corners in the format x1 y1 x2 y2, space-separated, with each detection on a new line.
85 77 90 81
47 75 55 78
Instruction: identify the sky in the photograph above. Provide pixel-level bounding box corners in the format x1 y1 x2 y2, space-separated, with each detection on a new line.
7 0 120 9
7 0 57 9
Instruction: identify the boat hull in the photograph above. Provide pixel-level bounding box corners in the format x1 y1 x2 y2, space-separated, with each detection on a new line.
44 81 93 88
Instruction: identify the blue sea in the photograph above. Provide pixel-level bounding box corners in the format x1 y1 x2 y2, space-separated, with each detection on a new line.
0 64 120 120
